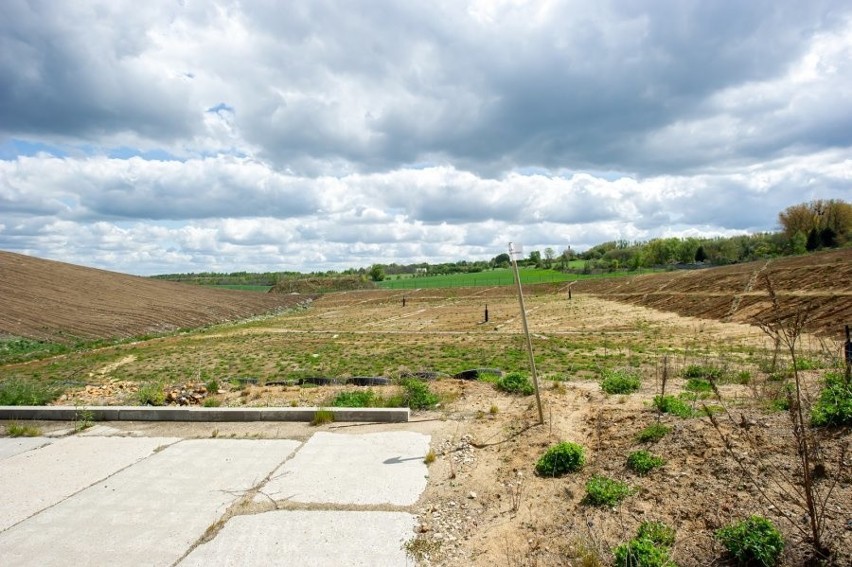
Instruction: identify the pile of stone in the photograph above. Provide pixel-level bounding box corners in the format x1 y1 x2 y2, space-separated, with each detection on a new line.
165 383 210 406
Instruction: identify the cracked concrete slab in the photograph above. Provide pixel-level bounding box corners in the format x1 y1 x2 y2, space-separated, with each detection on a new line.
0 438 300 567
0 436 179 532
0 436 53 460
257 431 430 506
178 510 417 567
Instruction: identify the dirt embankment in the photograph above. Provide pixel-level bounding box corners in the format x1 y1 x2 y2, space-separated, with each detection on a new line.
572 249 852 339
0 251 313 343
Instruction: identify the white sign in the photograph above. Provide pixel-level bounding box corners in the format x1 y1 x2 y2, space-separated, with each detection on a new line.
508 242 524 259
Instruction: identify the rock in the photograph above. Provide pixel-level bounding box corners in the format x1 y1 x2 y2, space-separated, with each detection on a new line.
468 491 477 499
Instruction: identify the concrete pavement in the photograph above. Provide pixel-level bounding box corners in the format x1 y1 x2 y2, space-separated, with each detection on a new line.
0 424 432 566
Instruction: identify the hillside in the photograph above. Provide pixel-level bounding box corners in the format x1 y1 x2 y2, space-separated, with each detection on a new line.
573 248 852 338
0 251 312 343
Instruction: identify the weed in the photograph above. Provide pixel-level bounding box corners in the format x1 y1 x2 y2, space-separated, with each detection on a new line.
612 537 674 567
7 422 42 437
330 389 378 408
424 449 436 465
310 408 334 426
810 371 852 427
0 378 61 406
74 405 94 432
489 404 499 415
403 536 441 562
137 381 166 406
205 379 220 393
583 475 632 507
684 378 712 393
683 364 725 381
211 428 219 438
794 357 821 371
626 450 665 475
636 423 671 443
202 397 222 407
535 442 585 477
495 372 534 396
600 368 641 395
636 521 676 547
716 515 784 567
653 394 695 418
400 379 440 410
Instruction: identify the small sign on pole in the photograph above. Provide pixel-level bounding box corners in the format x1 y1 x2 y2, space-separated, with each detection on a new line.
509 242 544 425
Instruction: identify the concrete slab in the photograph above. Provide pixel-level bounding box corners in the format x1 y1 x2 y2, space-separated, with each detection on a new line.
178 510 417 567
0 438 301 567
0 435 179 532
257 431 430 506
0 436 53 460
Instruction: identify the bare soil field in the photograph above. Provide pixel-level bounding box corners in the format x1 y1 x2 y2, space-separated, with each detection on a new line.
572 249 852 340
1 251 850 565
0 251 311 342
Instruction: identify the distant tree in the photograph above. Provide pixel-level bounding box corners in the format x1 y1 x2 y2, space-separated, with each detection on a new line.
491 253 510 268
790 231 807 255
806 228 821 251
819 227 837 248
368 265 385 282
544 247 555 268
779 199 851 246
528 250 542 267
695 245 707 263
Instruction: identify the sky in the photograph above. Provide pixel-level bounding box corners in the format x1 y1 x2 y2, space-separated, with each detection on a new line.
1 0 851 276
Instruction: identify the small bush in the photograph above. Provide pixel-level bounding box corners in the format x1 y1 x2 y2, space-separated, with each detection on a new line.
636 521 676 548
716 515 784 567
535 442 586 477
600 369 641 395
205 379 220 393
202 397 221 407
653 395 695 418
810 371 852 427
137 381 166 406
0 378 61 406
7 422 42 437
424 449 436 464
496 372 535 396
684 378 712 393
331 389 377 408
683 364 725 381
401 379 440 410
627 450 665 475
794 357 821 371
583 475 632 507
636 423 671 443
613 537 674 567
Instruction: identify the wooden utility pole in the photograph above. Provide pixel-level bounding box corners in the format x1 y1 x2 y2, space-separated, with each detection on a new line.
509 242 544 425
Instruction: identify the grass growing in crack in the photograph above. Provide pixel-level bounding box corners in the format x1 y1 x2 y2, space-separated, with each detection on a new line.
636 423 671 443
495 372 534 396
599 368 641 395
0 378 62 406
583 475 632 507
626 450 665 475
535 442 585 477
716 515 784 567
424 449 436 465
6 422 42 437
310 408 334 426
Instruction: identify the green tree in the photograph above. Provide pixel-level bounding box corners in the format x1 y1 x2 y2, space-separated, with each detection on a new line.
695 245 707 263
544 247 555 268
368 265 385 282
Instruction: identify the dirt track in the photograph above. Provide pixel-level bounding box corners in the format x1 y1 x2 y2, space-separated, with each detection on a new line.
0 251 311 342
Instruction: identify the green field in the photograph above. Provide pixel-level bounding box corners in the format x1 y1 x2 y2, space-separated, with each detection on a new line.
378 267 659 289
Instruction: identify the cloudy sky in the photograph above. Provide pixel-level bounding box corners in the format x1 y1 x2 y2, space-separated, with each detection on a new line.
1 0 850 275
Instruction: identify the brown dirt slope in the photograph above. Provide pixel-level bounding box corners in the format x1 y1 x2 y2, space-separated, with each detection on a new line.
572 248 852 338
0 251 312 342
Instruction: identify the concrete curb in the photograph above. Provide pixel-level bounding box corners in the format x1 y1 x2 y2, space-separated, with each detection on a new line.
0 406 409 423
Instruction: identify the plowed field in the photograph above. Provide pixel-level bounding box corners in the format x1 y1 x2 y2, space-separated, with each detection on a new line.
0 251 311 342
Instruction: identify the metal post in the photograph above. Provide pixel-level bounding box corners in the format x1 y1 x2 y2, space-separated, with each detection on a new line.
485 304 489 323
509 242 544 425
845 325 851 384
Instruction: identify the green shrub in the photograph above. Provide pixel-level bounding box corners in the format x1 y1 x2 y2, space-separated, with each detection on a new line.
600 369 641 395
583 475 632 507
205 379 220 393
810 372 852 427
636 521 676 548
683 364 724 381
716 515 784 567
0 378 61 406
684 378 712 393
331 389 378 408
653 395 695 418
496 372 535 396
613 537 675 567
535 442 586 477
636 423 671 443
794 357 821 371
400 379 440 410
137 381 166 406
202 397 222 407
627 450 665 475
